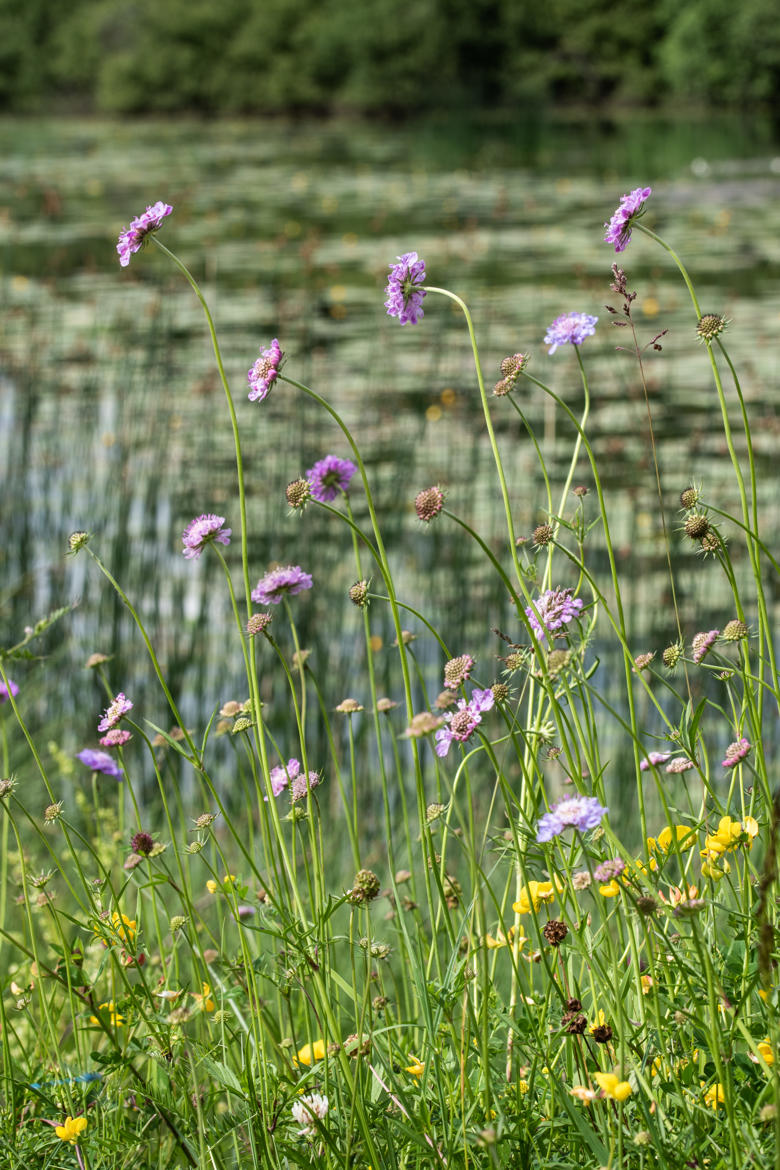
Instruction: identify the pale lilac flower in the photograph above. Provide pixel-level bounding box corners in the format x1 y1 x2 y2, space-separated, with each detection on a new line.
666 757 695 774
77 749 123 778
291 1092 329 1137
443 654 475 690
525 587 584 642
692 629 719 664
117 201 173 267
536 795 608 843
604 186 652 252
0 678 19 702
544 313 598 354
594 858 626 883
268 758 300 798
181 514 231 559
639 751 671 771
290 767 322 802
97 692 133 733
247 339 283 403
99 729 132 747
384 251 427 325
306 455 357 503
251 565 313 605
435 688 494 757
722 738 751 768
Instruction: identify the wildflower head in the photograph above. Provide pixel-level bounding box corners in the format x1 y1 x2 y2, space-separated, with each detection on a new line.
247 339 283 403
595 1071 633 1101
722 737 751 767
696 314 729 343
44 801 64 822
665 756 695 773
684 513 710 541
594 858 625 883
55 1115 88 1144
294 1039 326 1066
443 654 475 690
702 1081 725 1109
513 878 559 915
384 251 426 325
679 485 701 510
130 831 154 856
604 186 652 252
76 749 124 778
97 692 133 734
290 767 322 802
536 795 608 843
544 312 598 355
542 919 568 947
349 579 369 607
662 642 683 669
434 687 494 757
99 728 131 747
493 352 528 395
533 524 554 547
181 514 231 559
347 868 381 903
285 479 311 509
117 201 172 266
403 711 445 738
335 698 363 714
639 751 671 772
291 1092 329 1137
692 629 719 663
251 565 313 605
246 612 273 636
721 619 748 642
415 485 445 522
525 587 584 642
306 455 357 503
633 651 655 672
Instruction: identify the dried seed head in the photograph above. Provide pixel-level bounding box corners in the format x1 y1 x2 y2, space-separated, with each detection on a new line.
679 486 700 510
636 895 658 916
44 802 64 823
591 1023 613 1044
696 313 728 342
68 531 90 553
131 831 154 856
573 485 589 498
348 869 381 903
542 919 568 946
349 579 369 607
491 682 509 703
684 513 710 540
533 524 554 547
565 1014 588 1035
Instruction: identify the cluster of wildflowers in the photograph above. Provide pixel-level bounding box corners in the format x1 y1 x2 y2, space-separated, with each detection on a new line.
434 688 494 757
181 513 231 559
384 252 426 325
266 757 318 799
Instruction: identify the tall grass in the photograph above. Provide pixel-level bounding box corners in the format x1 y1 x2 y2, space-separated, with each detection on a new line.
0 188 777 1169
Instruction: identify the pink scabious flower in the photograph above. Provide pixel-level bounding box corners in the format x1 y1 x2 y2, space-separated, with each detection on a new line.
384 251 427 325
722 737 751 768
267 758 300 798
181 514 231 559
290 767 322 802
544 313 598 354
97 692 133 734
639 751 671 772
76 749 123 778
604 186 652 253
251 565 313 605
594 858 626 883
443 654 475 690
692 629 719 664
435 687 494 757
536 795 608 843
116 201 173 267
305 455 357 503
665 756 695 773
99 729 132 748
0 678 19 702
525 587 584 642
247 339 283 403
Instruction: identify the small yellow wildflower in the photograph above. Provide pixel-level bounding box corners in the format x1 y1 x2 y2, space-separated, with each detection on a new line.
207 874 236 895
594 1072 632 1101
294 1039 326 1066
518 1079 530 1095
648 825 697 854
702 815 758 861
599 879 621 897
702 1081 725 1109
512 879 560 915
485 926 526 949
93 912 137 947
757 1040 774 1067
55 1115 87 1144
90 1001 124 1026
640 974 654 995
191 982 215 1012
405 1055 425 1077
589 1010 608 1034
700 856 730 880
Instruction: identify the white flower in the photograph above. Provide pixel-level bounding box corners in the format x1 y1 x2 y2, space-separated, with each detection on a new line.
291 1092 329 1137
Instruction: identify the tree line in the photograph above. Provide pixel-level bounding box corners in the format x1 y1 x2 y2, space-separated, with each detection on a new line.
3 0 780 115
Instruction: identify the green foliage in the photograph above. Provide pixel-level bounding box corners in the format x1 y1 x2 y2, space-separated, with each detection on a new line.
3 0 780 113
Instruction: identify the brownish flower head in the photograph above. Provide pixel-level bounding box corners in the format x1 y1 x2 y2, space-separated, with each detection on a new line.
721 619 748 642
573 485 588 498
636 895 658 916
375 697 398 713
591 1023 613 1044
348 868 381 903
533 524 554 547
684 513 710 540
491 682 509 703
131 831 154 856
633 652 655 672
246 612 273 636
696 313 728 343
679 486 700 510
565 1014 588 1035
349 579 369 607
285 478 311 509
414 486 444 522
566 997 582 1012
543 919 568 947
700 531 720 553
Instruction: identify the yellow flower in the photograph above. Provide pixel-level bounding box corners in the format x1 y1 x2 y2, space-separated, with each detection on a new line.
701 856 730 880
757 1040 774 1067
594 1072 632 1101
485 925 526 949
93 911 137 947
518 1079 530 1095
649 825 697 854
512 879 559 915
702 815 757 861
90 1000 124 1026
599 879 621 897
294 1039 326 1066
405 1055 425 1076
191 982 215 1012
207 874 236 895
589 1010 608 1034
640 974 654 995
702 1081 725 1109
206 880 218 894
55 1115 87 1144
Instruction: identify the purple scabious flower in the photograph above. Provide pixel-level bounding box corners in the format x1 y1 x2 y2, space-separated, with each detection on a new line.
544 313 598 355
97 692 133 734
435 687 494 757
594 857 626 883
251 565 313 605
604 186 652 253
247 340 283 403
182 514 231 560
117 201 173 267
0 678 19 702
665 756 695 773
639 751 671 772
306 455 358 503
443 654 475 690
77 749 124 778
536 795 608 843
384 252 427 325
525 587 584 642
268 758 300 798
290 767 322 802
99 729 132 747
692 629 719 664
722 738 751 767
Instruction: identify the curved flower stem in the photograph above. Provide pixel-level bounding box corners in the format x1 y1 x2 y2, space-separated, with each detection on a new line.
633 223 703 318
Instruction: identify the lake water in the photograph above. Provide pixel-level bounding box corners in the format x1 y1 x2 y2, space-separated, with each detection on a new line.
1 113 779 830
